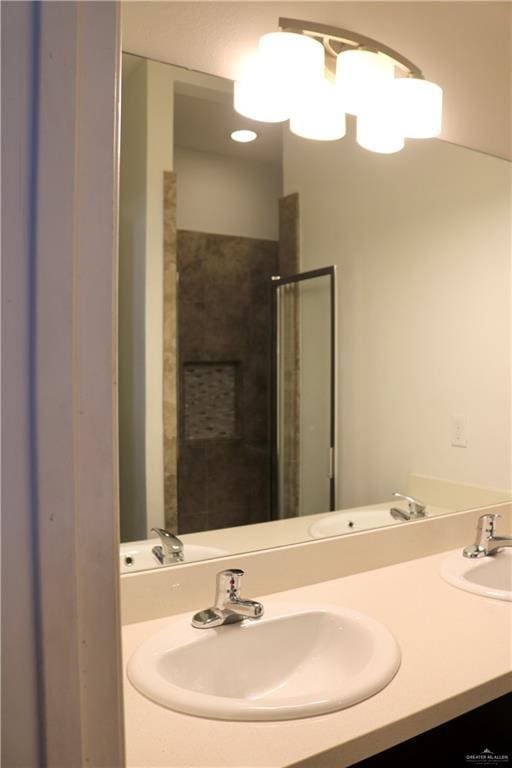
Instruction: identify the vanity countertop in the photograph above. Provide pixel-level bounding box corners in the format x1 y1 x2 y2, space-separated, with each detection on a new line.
122 549 511 768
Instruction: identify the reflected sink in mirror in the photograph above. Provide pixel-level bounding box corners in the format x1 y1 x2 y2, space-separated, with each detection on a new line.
309 503 451 539
441 549 512 601
309 506 401 538
120 540 228 574
127 602 401 720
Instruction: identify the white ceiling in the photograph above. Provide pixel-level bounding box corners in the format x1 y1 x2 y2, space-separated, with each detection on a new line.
122 1 512 161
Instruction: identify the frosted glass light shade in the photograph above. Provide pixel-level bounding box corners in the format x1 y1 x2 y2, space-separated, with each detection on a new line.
234 56 291 122
391 78 443 138
290 80 346 141
259 32 325 84
234 33 325 124
336 49 394 115
357 109 404 154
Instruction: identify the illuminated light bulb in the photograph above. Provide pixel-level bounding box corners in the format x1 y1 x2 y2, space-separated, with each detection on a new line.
356 103 404 154
230 129 258 143
290 80 346 141
234 33 325 124
391 77 443 138
336 49 395 116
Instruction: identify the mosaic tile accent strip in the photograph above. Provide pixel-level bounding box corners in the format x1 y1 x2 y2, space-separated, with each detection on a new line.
183 363 238 440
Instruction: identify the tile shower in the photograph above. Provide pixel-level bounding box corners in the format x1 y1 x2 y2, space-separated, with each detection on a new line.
176 230 278 533
162 180 300 535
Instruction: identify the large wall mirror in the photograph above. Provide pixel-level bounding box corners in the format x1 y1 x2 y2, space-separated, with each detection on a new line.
118 52 511 573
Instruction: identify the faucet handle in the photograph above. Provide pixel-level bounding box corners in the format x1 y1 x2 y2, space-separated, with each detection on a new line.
477 513 501 535
151 527 183 553
215 569 244 606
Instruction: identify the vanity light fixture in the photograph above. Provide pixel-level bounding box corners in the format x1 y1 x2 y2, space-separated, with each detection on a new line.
230 129 258 143
234 18 443 153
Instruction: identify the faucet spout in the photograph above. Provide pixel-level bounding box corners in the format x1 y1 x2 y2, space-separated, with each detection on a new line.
227 597 264 619
483 536 512 556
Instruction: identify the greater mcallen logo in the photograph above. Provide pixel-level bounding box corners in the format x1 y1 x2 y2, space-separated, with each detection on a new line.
465 748 510 764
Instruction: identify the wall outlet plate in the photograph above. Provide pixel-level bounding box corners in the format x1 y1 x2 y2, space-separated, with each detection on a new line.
452 414 468 448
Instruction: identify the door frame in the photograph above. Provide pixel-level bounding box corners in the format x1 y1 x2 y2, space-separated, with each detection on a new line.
2 2 125 765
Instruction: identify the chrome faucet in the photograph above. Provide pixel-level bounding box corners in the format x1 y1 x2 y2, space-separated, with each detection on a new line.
390 492 426 521
151 527 184 565
192 568 264 629
463 514 512 558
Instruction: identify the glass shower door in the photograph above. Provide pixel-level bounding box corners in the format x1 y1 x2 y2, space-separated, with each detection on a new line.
271 266 336 520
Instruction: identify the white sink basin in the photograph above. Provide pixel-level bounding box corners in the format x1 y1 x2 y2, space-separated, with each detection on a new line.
127 602 401 721
309 507 400 538
120 540 228 574
441 548 512 601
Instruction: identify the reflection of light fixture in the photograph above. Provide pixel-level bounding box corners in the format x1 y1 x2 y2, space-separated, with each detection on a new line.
391 78 443 138
234 33 324 123
230 129 258 143
290 80 346 141
234 55 291 123
357 107 404 154
234 17 443 153
336 50 394 116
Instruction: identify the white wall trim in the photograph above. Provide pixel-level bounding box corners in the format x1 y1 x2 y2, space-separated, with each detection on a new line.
2 2 124 768
2 2 44 764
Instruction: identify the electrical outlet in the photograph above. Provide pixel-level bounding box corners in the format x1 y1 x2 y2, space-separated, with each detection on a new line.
451 414 468 448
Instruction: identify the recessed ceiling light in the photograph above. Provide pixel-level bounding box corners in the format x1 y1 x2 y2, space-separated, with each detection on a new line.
230 129 258 143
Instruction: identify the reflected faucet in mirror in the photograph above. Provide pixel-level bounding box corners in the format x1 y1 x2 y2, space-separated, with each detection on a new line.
390 493 426 522
151 527 184 565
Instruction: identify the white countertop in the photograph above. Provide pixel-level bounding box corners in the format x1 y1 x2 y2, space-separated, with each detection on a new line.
122 549 512 768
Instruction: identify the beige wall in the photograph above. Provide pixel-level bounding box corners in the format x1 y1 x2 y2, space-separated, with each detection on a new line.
175 145 281 239
297 277 333 516
144 61 174 534
284 135 512 510
119 59 148 541
119 58 175 538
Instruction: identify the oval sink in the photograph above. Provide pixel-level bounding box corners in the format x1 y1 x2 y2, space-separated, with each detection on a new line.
441 549 512 601
309 507 400 538
120 541 228 574
127 602 401 720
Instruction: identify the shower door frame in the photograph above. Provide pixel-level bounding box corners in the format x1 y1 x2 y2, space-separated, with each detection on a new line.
270 265 337 520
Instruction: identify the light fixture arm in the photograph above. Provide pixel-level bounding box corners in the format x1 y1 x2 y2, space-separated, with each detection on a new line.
278 17 424 79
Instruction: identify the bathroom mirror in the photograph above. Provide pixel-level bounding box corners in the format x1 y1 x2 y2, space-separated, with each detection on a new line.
118 53 511 573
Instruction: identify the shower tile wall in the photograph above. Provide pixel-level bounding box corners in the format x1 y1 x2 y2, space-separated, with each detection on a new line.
177 231 278 533
163 172 178 532
278 193 301 518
